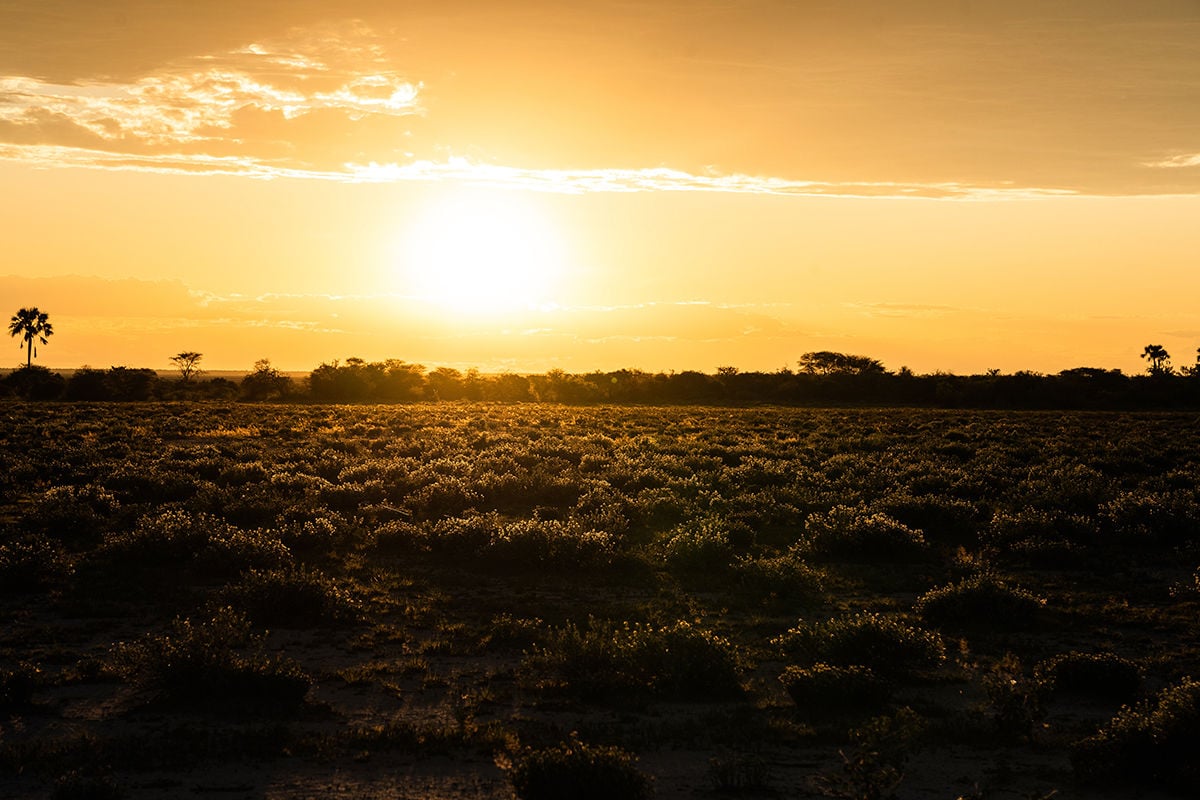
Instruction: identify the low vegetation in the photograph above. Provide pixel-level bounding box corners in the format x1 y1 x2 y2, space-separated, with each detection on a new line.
2 403 1199 798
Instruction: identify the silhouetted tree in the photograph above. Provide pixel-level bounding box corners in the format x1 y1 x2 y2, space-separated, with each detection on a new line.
798 351 886 375
1183 348 1200 378
241 359 292 401
1 365 65 400
170 351 204 382
378 360 427 401
65 367 110 401
104 367 157 400
8 308 53 367
1141 344 1172 376
427 367 465 400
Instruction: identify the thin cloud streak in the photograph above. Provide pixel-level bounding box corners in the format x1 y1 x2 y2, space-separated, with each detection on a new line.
1146 153 1200 169
0 143 1077 200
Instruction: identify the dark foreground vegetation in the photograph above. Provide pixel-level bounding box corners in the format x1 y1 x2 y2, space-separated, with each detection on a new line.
8 355 1200 409
3 403 1200 798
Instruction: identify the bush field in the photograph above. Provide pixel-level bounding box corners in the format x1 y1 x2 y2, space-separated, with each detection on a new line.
2 403 1200 798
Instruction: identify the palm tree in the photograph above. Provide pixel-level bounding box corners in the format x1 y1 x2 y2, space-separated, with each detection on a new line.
1140 344 1171 376
8 307 53 367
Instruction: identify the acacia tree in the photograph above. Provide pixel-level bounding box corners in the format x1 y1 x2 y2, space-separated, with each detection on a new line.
170 351 204 382
8 307 53 367
798 351 887 375
1140 344 1172 376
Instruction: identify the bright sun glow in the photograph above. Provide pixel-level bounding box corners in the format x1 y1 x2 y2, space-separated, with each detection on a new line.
399 190 566 315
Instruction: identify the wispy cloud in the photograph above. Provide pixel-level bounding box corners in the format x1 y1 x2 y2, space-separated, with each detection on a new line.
0 142 1075 200
1146 153 1200 169
0 18 1089 202
0 23 419 148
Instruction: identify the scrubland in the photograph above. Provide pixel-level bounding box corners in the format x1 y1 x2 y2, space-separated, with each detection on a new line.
2 403 1199 799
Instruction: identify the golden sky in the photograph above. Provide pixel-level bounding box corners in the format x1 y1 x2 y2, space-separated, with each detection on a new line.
3 0 1200 374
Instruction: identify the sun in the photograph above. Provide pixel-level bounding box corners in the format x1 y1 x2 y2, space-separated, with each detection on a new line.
398 189 567 316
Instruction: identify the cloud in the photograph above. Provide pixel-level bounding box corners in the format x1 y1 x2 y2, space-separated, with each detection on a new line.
0 17 1089 201
0 141 1076 200
0 23 419 149
1146 153 1200 169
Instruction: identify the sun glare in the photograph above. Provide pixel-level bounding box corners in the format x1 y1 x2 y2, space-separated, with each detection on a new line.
399 190 567 315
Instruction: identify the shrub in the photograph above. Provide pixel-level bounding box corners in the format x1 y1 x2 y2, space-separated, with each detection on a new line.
100 510 290 580
877 493 980 546
371 520 428 555
732 553 824 605
505 735 651 800
774 613 945 679
115 607 310 711
983 653 1044 742
780 663 891 718
661 516 740 573
800 506 928 562
531 619 742 701
1035 652 1141 704
1072 677 1200 792
488 519 618 570
1101 490 1200 546
220 566 360 628
429 513 499 557
982 509 1096 567
818 708 925 800
914 574 1045 631
22 484 120 542
275 513 350 556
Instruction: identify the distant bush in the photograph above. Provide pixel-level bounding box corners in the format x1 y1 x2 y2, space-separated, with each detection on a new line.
1072 677 1200 792
732 553 824 605
800 506 928 562
276 513 352 557
100 510 290 580
488 518 618 571
774 613 945 679
1035 652 1141 704
531 619 742 701
103 465 202 505
982 508 1096 567
220 566 360 628
915 574 1045 630
780 663 891 718
505 735 652 800
1016 461 1114 514
371 519 428 555
661 516 742 573
876 493 980 546
1101 490 1200 546
115 607 310 711
22 484 120 542
428 513 497 557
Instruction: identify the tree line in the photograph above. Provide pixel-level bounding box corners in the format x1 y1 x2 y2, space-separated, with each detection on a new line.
10 307 1200 408
7 355 1200 409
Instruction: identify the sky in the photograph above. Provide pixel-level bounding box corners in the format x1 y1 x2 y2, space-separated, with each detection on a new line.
2 0 1200 375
